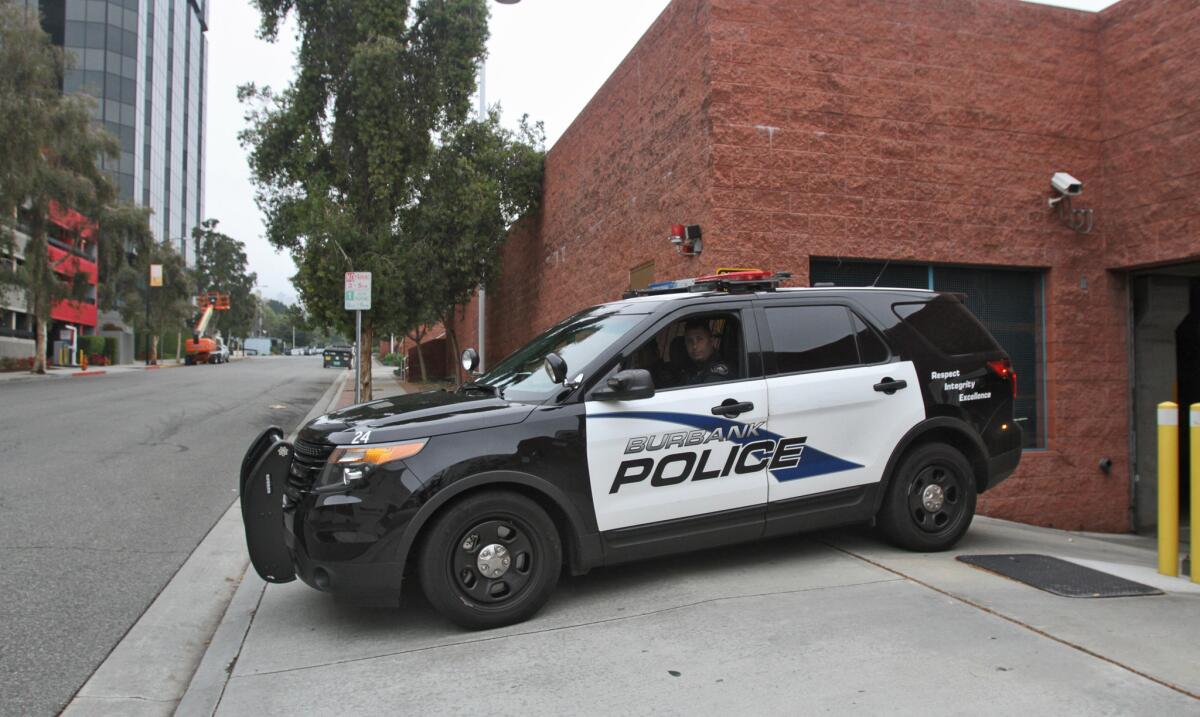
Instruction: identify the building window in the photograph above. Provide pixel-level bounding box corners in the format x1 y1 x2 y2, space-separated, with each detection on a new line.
629 261 654 292
811 259 1046 449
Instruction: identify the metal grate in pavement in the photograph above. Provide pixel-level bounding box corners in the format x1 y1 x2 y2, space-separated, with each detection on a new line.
956 553 1164 598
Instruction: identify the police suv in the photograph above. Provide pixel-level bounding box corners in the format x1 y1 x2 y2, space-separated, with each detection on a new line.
241 270 1022 629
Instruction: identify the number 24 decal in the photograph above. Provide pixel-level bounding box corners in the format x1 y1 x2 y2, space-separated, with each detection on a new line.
351 430 372 445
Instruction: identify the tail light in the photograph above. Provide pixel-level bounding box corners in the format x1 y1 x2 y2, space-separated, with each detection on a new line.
987 358 1017 399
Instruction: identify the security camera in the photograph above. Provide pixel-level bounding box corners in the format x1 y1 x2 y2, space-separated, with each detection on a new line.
1047 172 1094 234
1051 172 1082 196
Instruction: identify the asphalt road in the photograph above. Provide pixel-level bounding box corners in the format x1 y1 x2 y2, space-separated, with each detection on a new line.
0 357 337 717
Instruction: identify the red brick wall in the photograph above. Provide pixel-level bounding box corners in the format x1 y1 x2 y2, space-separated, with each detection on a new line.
1100 0 1200 270
703 0 1125 531
468 0 1199 532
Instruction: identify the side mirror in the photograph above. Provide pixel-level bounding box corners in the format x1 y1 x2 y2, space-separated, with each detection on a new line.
461 348 479 373
594 369 655 401
544 352 567 384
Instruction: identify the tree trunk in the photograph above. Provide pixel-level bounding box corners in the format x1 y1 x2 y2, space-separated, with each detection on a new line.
28 208 49 374
32 318 47 374
358 319 373 402
150 334 158 365
409 329 428 383
175 331 182 364
444 310 461 385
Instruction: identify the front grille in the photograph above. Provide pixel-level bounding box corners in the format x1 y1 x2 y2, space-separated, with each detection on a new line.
290 438 334 491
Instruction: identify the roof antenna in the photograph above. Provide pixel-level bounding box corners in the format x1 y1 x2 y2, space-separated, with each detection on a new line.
870 260 891 287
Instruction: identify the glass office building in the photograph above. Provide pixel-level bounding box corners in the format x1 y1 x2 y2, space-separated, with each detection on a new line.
25 0 207 266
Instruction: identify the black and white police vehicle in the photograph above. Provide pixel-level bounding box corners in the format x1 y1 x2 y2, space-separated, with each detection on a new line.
241 270 1021 629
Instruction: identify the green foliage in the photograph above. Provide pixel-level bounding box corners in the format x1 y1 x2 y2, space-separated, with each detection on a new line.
380 352 404 366
400 111 544 331
241 0 492 397
109 236 195 335
192 218 258 337
78 335 105 357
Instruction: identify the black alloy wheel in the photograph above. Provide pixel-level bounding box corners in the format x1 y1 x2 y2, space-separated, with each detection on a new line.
878 443 977 552
449 519 536 604
906 463 962 533
418 491 561 630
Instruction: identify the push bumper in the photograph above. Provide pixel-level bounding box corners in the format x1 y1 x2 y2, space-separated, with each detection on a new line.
280 464 421 599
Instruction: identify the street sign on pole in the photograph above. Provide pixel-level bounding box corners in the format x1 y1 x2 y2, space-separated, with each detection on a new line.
344 272 371 310
345 272 371 404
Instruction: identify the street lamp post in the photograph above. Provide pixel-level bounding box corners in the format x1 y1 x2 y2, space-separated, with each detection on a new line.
476 0 521 373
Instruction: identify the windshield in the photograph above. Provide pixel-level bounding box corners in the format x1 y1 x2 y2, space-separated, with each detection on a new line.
475 306 641 402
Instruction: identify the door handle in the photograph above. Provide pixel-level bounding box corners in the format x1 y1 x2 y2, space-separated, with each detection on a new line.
873 377 908 395
712 399 754 417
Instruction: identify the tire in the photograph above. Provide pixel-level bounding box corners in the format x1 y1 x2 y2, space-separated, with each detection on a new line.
877 443 977 552
417 491 562 630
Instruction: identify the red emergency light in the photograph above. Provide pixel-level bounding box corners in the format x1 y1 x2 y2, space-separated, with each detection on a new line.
987 358 1018 399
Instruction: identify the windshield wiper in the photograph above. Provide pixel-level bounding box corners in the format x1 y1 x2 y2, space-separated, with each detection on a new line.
459 380 500 397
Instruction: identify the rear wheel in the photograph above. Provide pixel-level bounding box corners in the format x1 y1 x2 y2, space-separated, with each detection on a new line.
417 491 561 630
878 443 976 552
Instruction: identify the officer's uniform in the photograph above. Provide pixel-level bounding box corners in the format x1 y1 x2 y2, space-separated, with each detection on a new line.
684 357 730 385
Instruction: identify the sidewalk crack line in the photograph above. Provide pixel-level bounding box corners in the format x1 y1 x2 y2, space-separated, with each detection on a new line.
822 541 1199 701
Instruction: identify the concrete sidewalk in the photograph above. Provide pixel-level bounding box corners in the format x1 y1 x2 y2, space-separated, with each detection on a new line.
0 360 184 383
180 518 1200 713
328 358 409 410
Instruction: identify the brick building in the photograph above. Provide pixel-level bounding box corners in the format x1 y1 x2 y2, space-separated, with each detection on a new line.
443 0 1199 533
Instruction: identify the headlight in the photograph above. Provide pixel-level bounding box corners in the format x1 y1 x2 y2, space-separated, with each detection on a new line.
314 439 427 490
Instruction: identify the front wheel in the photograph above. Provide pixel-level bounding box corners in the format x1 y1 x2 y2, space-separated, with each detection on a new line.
877 443 977 552
417 491 561 630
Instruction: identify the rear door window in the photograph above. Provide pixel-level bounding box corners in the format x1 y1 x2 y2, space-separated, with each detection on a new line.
893 296 999 355
765 305 859 373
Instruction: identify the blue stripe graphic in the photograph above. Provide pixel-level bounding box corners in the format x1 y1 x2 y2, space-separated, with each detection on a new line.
590 411 861 481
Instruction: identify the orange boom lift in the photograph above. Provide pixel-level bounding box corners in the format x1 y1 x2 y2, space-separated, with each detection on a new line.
185 292 230 365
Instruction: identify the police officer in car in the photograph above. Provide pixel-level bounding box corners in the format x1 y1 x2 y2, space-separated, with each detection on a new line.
682 318 730 385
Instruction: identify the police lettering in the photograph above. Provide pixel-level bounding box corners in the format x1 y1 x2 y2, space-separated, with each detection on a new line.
609 436 808 493
624 422 766 454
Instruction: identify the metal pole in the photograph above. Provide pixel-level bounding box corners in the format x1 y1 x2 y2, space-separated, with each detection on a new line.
1192 403 1199 584
354 309 362 405
144 284 151 365
477 58 486 372
1158 401 1179 576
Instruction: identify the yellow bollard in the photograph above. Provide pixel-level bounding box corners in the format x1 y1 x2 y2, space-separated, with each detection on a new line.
1158 402 1179 576
1192 403 1200 584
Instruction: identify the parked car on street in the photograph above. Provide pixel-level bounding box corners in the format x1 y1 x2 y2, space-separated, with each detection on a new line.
322 345 352 368
209 339 230 364
242 270 1021 630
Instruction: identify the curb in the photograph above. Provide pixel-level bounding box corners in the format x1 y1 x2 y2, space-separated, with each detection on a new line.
173 370 351 717
60 370 348 717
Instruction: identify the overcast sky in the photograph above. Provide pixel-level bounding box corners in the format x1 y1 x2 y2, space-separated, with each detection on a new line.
204 0 1118 306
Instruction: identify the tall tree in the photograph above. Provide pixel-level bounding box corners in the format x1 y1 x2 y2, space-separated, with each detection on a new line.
192 219 258 338
102 205 194 364
241 0 489 401
402 111 544 374
0 2 120 373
